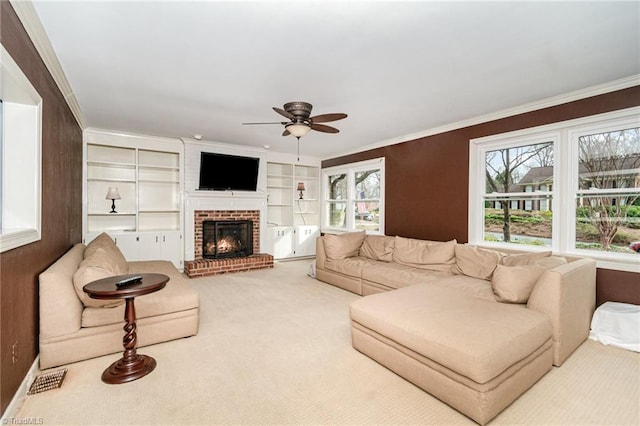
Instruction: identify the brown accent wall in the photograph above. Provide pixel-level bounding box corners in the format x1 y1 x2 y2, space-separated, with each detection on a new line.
323 86 640 307
1 2 83 415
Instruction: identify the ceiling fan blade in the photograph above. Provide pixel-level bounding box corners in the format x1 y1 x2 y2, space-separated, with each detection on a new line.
242 121 288 125
282 129 291 136
309 113 348 123
310 123 340 134
273 107 295 120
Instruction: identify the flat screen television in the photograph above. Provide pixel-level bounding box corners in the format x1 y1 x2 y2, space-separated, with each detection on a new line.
198 152 260 191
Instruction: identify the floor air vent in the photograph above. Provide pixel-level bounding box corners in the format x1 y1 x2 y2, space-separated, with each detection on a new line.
28 369 67 395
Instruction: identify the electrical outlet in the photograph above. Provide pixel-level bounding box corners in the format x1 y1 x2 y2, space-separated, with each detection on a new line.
11 341 18 365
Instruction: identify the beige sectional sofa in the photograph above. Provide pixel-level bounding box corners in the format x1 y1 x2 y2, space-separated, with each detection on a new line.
39 233 199 369
315 232 596 425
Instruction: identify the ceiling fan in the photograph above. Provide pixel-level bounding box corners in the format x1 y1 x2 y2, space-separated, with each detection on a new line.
243 101 347 159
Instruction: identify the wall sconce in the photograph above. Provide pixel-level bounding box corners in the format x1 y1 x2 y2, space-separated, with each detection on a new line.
297 182 306 200
105 187 121 213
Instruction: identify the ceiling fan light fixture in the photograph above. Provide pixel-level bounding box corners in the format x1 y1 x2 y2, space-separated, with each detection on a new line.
286 123 311 138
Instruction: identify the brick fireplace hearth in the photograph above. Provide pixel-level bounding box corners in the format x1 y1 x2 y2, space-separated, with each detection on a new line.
184 209 273 277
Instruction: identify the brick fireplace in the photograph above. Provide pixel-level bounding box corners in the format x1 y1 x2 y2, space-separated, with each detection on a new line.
184 209 273 277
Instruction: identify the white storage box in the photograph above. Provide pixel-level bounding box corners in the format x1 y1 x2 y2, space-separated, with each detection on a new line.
589 302 640 352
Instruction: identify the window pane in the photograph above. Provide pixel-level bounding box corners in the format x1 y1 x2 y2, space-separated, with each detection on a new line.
327 201 347 228
485 142 554 194
354 201 379 231
576 194 640 253
578 127 640 190
576 127 640 253
355 169 381 199
483 195 552 247
484 142 553 246
327 173 347 200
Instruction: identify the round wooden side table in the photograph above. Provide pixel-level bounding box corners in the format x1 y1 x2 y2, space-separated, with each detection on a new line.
83 273 169 384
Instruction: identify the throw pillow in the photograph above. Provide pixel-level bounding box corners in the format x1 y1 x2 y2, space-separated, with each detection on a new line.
84 232 128 274
324 231 366 260
73 249 124 308
492 256 567 303
359 235 394 262
392 236 457 272
452 244 503 280
500 250 552 267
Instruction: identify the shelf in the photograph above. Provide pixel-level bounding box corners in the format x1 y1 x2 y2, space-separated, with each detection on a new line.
295 211 317 215
87 160 135 168
88 213 136 216
139 179 179 184
139 164 179 171
267 174 294 179
139 209 180 213
88 178 136 183
267 185 291 189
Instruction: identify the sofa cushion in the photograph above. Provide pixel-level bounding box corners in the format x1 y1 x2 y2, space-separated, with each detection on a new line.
324 256 376 277
82 260 200 327
492 256 568 303
359 235 395 262
436 274 497 302
362 261 449 291
350 283 552 384
73 248 124 308
392 236 457 272
500 250 552 267
324 231 366 260
84 232 128 274
452 244 503 280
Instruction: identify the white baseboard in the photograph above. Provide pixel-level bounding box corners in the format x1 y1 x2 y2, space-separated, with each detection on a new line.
1 356 40 421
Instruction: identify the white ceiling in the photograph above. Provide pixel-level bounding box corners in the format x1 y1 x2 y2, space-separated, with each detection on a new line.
31 1 640 159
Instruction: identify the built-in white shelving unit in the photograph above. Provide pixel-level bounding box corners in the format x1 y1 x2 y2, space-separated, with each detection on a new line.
83 130 184 269
266 161 320 259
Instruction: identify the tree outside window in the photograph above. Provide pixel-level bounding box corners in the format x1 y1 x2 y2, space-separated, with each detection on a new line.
327 173 347 229
484 141 554 246
576 127 640 252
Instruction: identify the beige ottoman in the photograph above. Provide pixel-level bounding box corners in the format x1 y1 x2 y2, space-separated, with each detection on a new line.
350 284 553 425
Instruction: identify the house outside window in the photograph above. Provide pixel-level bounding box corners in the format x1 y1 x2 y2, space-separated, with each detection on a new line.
322 158 384 234
469 107 640 272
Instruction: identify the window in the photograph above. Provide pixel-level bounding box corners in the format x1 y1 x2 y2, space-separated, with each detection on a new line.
470 107 640 272
322 158 384 234
482 137 556 247
0 45 43 252
571 126 640 256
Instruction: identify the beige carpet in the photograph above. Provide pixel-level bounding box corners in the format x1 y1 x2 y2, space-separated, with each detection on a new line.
17 260 640 425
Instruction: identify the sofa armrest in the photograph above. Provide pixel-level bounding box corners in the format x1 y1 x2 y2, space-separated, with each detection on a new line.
315 236 327 270
39 243 85 339
527 257 596 366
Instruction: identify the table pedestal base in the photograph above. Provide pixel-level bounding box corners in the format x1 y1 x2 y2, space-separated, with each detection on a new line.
101 354 156 384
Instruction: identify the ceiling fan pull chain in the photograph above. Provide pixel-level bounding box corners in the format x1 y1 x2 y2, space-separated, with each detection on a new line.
297 137 300 161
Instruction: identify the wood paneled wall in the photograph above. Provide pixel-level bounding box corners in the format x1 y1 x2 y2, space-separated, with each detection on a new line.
323 86 640 307
1 2 83 414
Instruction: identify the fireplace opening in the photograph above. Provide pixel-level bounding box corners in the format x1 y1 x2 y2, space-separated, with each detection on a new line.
202 220 253 259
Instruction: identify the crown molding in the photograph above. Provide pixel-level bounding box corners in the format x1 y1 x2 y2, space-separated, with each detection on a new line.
9 0 85 128
329 74 640 160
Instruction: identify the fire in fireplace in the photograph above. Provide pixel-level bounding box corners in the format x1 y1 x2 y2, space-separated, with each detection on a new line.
202 220 253 259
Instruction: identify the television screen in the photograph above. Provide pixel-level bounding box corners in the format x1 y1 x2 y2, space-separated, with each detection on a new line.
198 152 260 191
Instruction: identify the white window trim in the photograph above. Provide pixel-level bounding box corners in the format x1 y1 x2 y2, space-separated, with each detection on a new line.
0 45 43 252
321 157 385 235
469 107 640 273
